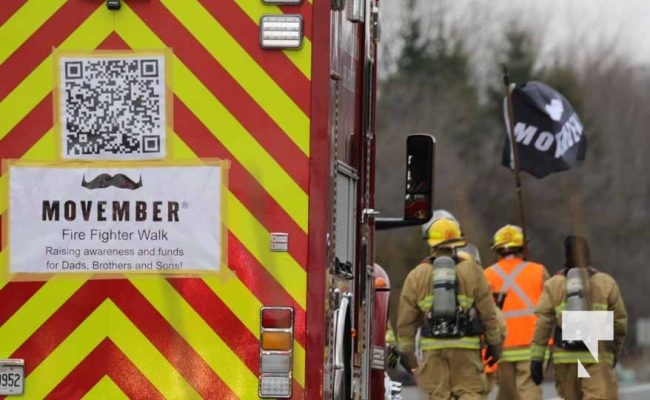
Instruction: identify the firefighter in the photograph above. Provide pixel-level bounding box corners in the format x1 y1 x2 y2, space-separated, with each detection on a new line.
397 217 502 400
484 224 549 400
530 235 627 400
458 244 507 394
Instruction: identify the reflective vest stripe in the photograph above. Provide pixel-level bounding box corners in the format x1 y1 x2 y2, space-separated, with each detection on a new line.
491 262 536 317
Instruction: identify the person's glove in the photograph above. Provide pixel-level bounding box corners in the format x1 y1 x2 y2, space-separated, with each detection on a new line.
399 351 418 373
530 360 544 385
484 343 502 367
386 345 399 369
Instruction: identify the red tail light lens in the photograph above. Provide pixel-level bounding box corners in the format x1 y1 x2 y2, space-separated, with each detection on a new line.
261 307 292 329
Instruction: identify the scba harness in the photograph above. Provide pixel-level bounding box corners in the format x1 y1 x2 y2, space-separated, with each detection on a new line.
553 267 598 351
420 256 484 339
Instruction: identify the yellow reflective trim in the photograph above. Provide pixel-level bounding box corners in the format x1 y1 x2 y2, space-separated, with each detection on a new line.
0 277 87 356
130 278 258 399
0 0 67 64
531 344 547 360
160 0 310 155
592 303 607 311
83 376 130 400
115 6 308 232
0 6 114 141
417 295 433 311
552 350 613 365
502 348 531 361
232 0 311 79
419 336 481 350
26 300 201 400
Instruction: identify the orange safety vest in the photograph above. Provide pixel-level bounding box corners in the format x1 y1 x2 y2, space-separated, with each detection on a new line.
484 257 545 350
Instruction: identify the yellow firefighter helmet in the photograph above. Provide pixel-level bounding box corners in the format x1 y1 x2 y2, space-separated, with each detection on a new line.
425 218 466 249
491 224 524 251
421 209 458 239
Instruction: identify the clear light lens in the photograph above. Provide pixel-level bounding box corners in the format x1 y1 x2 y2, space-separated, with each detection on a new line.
262 307 292 328
260 15 303 49
261 353 291 374
259 375 291 398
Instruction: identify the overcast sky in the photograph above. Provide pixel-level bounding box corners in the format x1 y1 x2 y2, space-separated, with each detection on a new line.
379 0 650 73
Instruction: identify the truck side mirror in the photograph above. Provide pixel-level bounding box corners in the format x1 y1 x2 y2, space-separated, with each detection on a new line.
375 134 435 230
404 135 434 222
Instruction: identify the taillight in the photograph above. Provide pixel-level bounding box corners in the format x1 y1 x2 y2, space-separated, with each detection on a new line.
259 306 293 398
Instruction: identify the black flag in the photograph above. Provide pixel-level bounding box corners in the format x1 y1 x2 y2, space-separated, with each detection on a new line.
502 81 586 178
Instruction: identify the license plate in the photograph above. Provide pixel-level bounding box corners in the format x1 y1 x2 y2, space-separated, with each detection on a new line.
0 360 24 396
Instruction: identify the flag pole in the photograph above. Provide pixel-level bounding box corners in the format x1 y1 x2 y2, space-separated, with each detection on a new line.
502 66 529 259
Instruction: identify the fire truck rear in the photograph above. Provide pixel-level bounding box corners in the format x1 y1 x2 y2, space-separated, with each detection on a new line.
0 0 434 398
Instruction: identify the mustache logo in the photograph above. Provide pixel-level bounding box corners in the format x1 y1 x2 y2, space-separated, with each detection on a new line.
81 173 143 190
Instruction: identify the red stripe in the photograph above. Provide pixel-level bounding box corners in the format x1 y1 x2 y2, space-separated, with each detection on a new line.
96 31 130 50
226 234 306 346
0 1 100 100
174 98 308 268
198 0 310 114
110 281 238 400
45 339 164 400
127 2 309 192
0 0 28 27
0 281 46 326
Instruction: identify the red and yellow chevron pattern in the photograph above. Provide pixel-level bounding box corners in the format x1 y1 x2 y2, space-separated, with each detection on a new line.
0 1 312 398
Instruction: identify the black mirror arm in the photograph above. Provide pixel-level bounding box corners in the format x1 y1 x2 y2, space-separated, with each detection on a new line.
375 217 424 231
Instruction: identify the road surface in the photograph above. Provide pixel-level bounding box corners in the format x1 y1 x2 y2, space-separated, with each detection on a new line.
399 382 650 399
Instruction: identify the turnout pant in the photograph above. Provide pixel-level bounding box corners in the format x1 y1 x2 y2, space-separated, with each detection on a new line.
496 361 542 400
416 348 489 400
554 363 618 400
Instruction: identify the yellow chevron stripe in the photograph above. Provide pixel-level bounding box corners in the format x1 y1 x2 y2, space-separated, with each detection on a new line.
158 0 310 155
0 6 113 141
202 270 306 387
233 0 311 79
130 278 259 399
82 376 129 400
114 6 308 232
27 300 201 399
0 0 67 65
0 277 87 356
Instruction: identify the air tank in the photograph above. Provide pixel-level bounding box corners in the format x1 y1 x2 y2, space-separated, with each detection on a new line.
432 256 457 318
566 267 588 312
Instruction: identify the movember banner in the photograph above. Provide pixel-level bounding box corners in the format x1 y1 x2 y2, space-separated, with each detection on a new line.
502 81 587 178
8 162 225 277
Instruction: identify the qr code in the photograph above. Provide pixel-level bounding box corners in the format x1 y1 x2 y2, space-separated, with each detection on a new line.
59 55 166 160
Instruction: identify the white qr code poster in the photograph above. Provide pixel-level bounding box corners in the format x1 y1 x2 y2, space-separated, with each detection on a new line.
57 53 169 161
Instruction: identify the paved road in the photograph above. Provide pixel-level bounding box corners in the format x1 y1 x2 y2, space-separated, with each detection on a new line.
400 382 650 399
